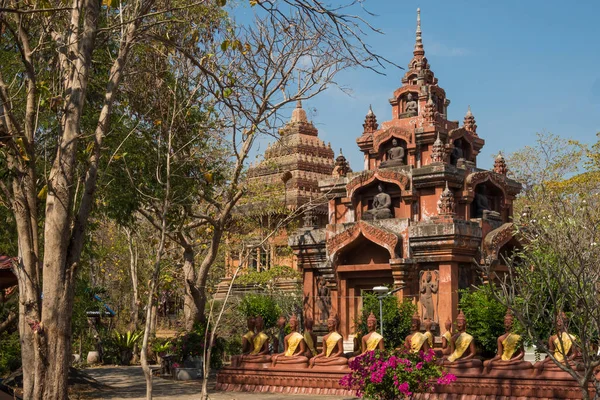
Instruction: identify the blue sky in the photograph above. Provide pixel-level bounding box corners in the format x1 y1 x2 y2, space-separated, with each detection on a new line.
243 1 600 171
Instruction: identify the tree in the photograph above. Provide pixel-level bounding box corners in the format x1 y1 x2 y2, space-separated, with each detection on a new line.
487 133 600 399
0 0 393 397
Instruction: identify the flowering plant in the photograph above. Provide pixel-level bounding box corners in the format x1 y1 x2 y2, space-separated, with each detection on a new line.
340 348 456 399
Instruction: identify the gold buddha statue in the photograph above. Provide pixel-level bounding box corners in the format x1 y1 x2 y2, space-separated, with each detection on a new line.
534 312 580 373
231 316 256 367
442 310 482 369
423 318 434 349
241 316 255 354
271 314 309 367
349 312 384 363
404 312 429 353
309 314 348 368
441 317 453 356
483 310 532 373
239 315 271 365
302 317 318 358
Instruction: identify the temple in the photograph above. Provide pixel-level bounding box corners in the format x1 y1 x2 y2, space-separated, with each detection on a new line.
291 8 520 337
216 9 595 399
217 100 336 295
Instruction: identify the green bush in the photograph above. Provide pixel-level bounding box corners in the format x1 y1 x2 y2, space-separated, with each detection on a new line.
356 292 416 349
234 265 301 286
458 286 506 358
0 331 21 376
238 293 281 329
174 322 226 369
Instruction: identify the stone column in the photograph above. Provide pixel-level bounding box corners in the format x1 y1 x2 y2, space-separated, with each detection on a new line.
303 269 314 321
437 262 459 326
338 279 348 338
390 258 415 299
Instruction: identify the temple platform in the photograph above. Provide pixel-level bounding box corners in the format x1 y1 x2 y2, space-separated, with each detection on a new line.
216 364 597 399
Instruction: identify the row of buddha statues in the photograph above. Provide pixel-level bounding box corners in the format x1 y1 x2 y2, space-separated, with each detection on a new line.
231 309 580 375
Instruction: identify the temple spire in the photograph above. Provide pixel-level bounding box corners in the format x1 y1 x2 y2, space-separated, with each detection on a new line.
414 8 424 57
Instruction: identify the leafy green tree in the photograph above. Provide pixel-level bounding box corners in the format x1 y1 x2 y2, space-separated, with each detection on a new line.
488 132 600 400
458 287 507 358
357 293 416 350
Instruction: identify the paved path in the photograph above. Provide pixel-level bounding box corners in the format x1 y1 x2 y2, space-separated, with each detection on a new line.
82 366 357 400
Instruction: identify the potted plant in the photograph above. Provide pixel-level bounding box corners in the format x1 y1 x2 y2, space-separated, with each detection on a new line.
113 331 143 366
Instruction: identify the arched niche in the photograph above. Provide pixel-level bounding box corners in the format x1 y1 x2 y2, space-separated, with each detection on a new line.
471 181 504 218
399 91 418 117
336 235 390 266
450 137 473 165
354 180 402 221
380 137 407 167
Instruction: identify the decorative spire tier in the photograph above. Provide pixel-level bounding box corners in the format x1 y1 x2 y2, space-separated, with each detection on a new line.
431 133 445 163
333 149 352 177
494 153 507 175
247 101 335 211
363 105 378 134
464 106 477 134
437 181 456 216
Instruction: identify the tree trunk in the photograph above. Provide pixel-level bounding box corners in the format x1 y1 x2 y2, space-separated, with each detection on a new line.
194 228 224 324
127 229 139 331
182 246 201 331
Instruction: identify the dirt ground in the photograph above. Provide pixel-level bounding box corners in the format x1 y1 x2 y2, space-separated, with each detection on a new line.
80 366 358 400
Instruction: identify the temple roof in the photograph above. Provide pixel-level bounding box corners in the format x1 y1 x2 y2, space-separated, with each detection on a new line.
245 101 335 212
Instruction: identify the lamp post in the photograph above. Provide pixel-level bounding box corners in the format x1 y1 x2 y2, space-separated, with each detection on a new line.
372 285 406 336
372 286 389 335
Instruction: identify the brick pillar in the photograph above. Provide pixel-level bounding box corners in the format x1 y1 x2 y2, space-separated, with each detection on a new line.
303 269 314 321
390 258 415 300
437 262 459 326
338 279 348 338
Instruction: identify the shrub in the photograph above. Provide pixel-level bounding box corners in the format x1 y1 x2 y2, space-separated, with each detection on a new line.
238 293 281 329
340 348 455 399
0 331 21 376
234 265 300 286
356 293 416 349
458 286 506 358
174 322 226 370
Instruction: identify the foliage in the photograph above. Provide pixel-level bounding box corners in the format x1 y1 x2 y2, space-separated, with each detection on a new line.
174 322 225 369
356 293 416 350
234 265 300 286
152 339 174 355
489 132 600 399
340 348 455 400
0 331 21 376
458 287 507 358
238 294 282 329
112 331 143 350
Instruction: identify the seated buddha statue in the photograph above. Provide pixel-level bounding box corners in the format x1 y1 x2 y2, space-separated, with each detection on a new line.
441 317 453 356
442 311 482 369
404 312 429 353
534 312 581 373
302 317 318 359
231 316 256 367
363 184 393 221
309 315 348 368
349 312 384 362
241 317 256 354
272 314 308 368
423 318 434 349
483 310 532 373
239 315 271 366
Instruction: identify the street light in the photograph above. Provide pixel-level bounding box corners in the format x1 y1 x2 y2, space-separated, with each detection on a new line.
372 286 389 336
372 285 405 336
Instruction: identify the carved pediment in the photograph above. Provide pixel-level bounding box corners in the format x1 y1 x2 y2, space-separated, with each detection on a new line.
484 222 521 261
346 169 410 199
327 221 399 260
373 127 413 154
